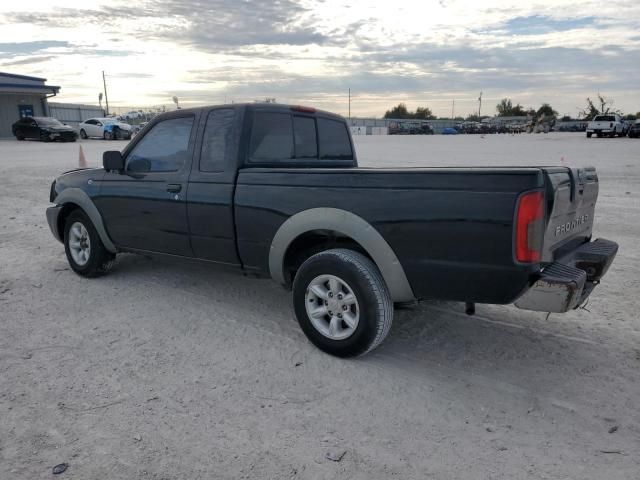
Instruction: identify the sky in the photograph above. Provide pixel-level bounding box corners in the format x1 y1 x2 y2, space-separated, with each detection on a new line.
1 0 639 118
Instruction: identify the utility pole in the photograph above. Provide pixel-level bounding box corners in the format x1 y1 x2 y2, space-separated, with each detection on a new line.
348 88 351 119
451 99 455 119
102 71 110 115
478 91 483 118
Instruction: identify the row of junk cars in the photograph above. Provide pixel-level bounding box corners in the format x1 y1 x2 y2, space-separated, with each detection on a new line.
10 115 147 142
11 113 640 143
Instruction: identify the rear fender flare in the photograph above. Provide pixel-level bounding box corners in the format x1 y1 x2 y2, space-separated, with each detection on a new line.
269 207 414 302
53 188 117 253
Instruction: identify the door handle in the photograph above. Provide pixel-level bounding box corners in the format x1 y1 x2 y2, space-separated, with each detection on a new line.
167 184 182 193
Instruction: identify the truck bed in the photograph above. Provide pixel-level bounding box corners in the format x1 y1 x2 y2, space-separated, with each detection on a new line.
235 166 597 304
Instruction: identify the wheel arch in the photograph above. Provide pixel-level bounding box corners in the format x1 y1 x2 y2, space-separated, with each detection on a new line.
269 208 414 302
53 188 117 253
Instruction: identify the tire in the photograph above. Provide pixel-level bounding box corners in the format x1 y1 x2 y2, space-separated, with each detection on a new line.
79 129 87 139
103 131 113 140
40 131 51 142
586 132 592 138
63 209 115 277
292 249 393 357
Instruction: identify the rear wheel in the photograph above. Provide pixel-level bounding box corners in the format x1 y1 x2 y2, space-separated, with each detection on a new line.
64 209 115 277
586 132 592 138
293 249 393 357
16 135 25 140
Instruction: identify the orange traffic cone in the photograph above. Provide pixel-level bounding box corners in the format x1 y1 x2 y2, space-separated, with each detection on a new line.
79 145 87 168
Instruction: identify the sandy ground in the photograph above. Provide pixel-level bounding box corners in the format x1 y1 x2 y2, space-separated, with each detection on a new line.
1 133 639 479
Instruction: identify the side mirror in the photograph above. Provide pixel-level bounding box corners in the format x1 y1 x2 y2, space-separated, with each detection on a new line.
103 151 124 171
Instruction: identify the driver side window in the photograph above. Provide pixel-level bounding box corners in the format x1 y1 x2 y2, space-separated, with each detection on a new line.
126 116 194 173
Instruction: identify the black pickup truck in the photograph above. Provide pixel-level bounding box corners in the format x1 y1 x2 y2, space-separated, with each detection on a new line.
46 104 618 357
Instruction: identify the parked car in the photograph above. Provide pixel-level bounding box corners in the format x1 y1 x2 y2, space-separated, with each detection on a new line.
586 114 625 138
122 110 144 120
12 116 77 142
627 120 640 138
46 104 618 357
388 121 434 135
78 118 133 140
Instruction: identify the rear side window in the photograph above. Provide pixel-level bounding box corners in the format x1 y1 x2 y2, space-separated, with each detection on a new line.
318 118 353 160
594 115 614 122
293 116 317 158
249 112 293 161
200 108 236 172
126 116 194 172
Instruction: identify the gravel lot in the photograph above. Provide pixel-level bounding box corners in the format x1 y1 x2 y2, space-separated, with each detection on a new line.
1 133 639 479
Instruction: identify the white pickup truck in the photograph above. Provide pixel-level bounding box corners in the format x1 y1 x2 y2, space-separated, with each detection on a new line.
586 114 625 138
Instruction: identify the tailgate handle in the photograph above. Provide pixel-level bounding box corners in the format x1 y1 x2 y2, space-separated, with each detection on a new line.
167 184 182 193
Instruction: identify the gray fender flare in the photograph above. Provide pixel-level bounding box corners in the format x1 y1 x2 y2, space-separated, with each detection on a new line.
54 188 117 253
269 207 415 302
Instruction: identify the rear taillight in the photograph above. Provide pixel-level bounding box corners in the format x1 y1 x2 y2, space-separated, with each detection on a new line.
515 190 544 263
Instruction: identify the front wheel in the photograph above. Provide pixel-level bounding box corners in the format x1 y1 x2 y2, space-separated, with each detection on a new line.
586 132 592 138
292 249 393 357
79 129 88 139
103 130 113 140
64 209 115 277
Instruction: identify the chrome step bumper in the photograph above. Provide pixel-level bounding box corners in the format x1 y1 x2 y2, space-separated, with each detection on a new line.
515 238 618 313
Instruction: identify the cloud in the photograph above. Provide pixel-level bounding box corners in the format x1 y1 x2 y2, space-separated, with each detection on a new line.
0 40 70 56
0 0 638 116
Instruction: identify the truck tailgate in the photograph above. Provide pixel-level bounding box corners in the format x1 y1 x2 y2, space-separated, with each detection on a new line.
541 166 598 262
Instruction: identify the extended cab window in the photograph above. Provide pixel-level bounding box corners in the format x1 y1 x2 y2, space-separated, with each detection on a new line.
293 116 317 158
318 118 353 160
200 108 236 172
126 116 194 172
249 112 294 161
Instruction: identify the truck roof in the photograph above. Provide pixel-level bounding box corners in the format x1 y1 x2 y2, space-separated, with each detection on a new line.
167 103 345 120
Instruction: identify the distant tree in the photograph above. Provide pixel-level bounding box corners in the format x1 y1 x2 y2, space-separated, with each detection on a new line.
536 103 558 119
496 98 513 116
581 94 620 120
496 98 528 116
415 106 435 119
384 103 436 119
623 113 637 120
384 103 411 119
560 115 572 122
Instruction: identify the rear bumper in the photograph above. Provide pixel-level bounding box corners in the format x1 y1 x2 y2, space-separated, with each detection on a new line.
515 238 618 313
46 205 64 243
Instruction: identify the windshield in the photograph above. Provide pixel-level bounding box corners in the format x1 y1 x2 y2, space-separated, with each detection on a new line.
34 117 63 126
